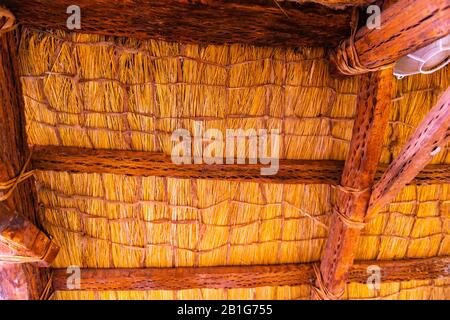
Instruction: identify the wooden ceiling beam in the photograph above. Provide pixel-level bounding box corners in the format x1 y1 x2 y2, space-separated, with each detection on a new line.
30 145 450 185
314 70 393 299
31 146 343 185
331 0 450 74
368 87 450 216
4 0 352 48
0 31 58 299
52 256 450 291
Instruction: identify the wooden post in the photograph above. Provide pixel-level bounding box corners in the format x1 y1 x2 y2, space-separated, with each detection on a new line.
314 69 393 298
0 30 58 299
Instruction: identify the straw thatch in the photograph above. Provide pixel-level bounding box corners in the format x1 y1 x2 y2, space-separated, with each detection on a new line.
19 28 355 160
16 28 450 300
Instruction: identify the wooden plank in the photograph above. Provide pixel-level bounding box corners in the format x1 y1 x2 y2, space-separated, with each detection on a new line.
30 146 450 185
4 0 352 48
315 70 393 298
52 256 450 291
0 30 57 299
368 87 450 216
331 0 450 74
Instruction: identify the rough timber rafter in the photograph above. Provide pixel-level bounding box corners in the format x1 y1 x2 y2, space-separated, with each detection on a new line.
314 70 393 299
368 87 450 216
31 146 343 185
51 256 450 291
30 146 450 185
331 0 450 74
0 31 58 299
4 0 352 48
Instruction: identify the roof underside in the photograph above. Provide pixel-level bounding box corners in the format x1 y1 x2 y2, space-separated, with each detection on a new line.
17 28 450 300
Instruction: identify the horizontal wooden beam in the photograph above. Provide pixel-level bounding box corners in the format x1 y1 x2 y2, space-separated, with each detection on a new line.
32 146 343 185
4 0 352 48
331 0 450 74
368 87 450 216
31 146 450 185
52 256 450 291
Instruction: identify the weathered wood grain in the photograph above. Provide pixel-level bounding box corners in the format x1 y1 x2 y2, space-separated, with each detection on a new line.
0 263 50 299
0 30 57 299
368 87 450 216
331 0 450 73
52 256 450 291
4 0 353 47
30 146 450 185
0 202 59 266
315 70 393 298
32 146 344 185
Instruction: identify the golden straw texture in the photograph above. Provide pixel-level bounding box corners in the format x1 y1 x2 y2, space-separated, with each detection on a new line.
16 28 450 300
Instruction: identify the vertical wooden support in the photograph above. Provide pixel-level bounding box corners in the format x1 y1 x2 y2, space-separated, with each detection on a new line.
314 69 393 298
0 30 57 299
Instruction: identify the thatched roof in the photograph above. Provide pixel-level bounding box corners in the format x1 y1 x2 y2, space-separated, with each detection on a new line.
14 27 449 300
